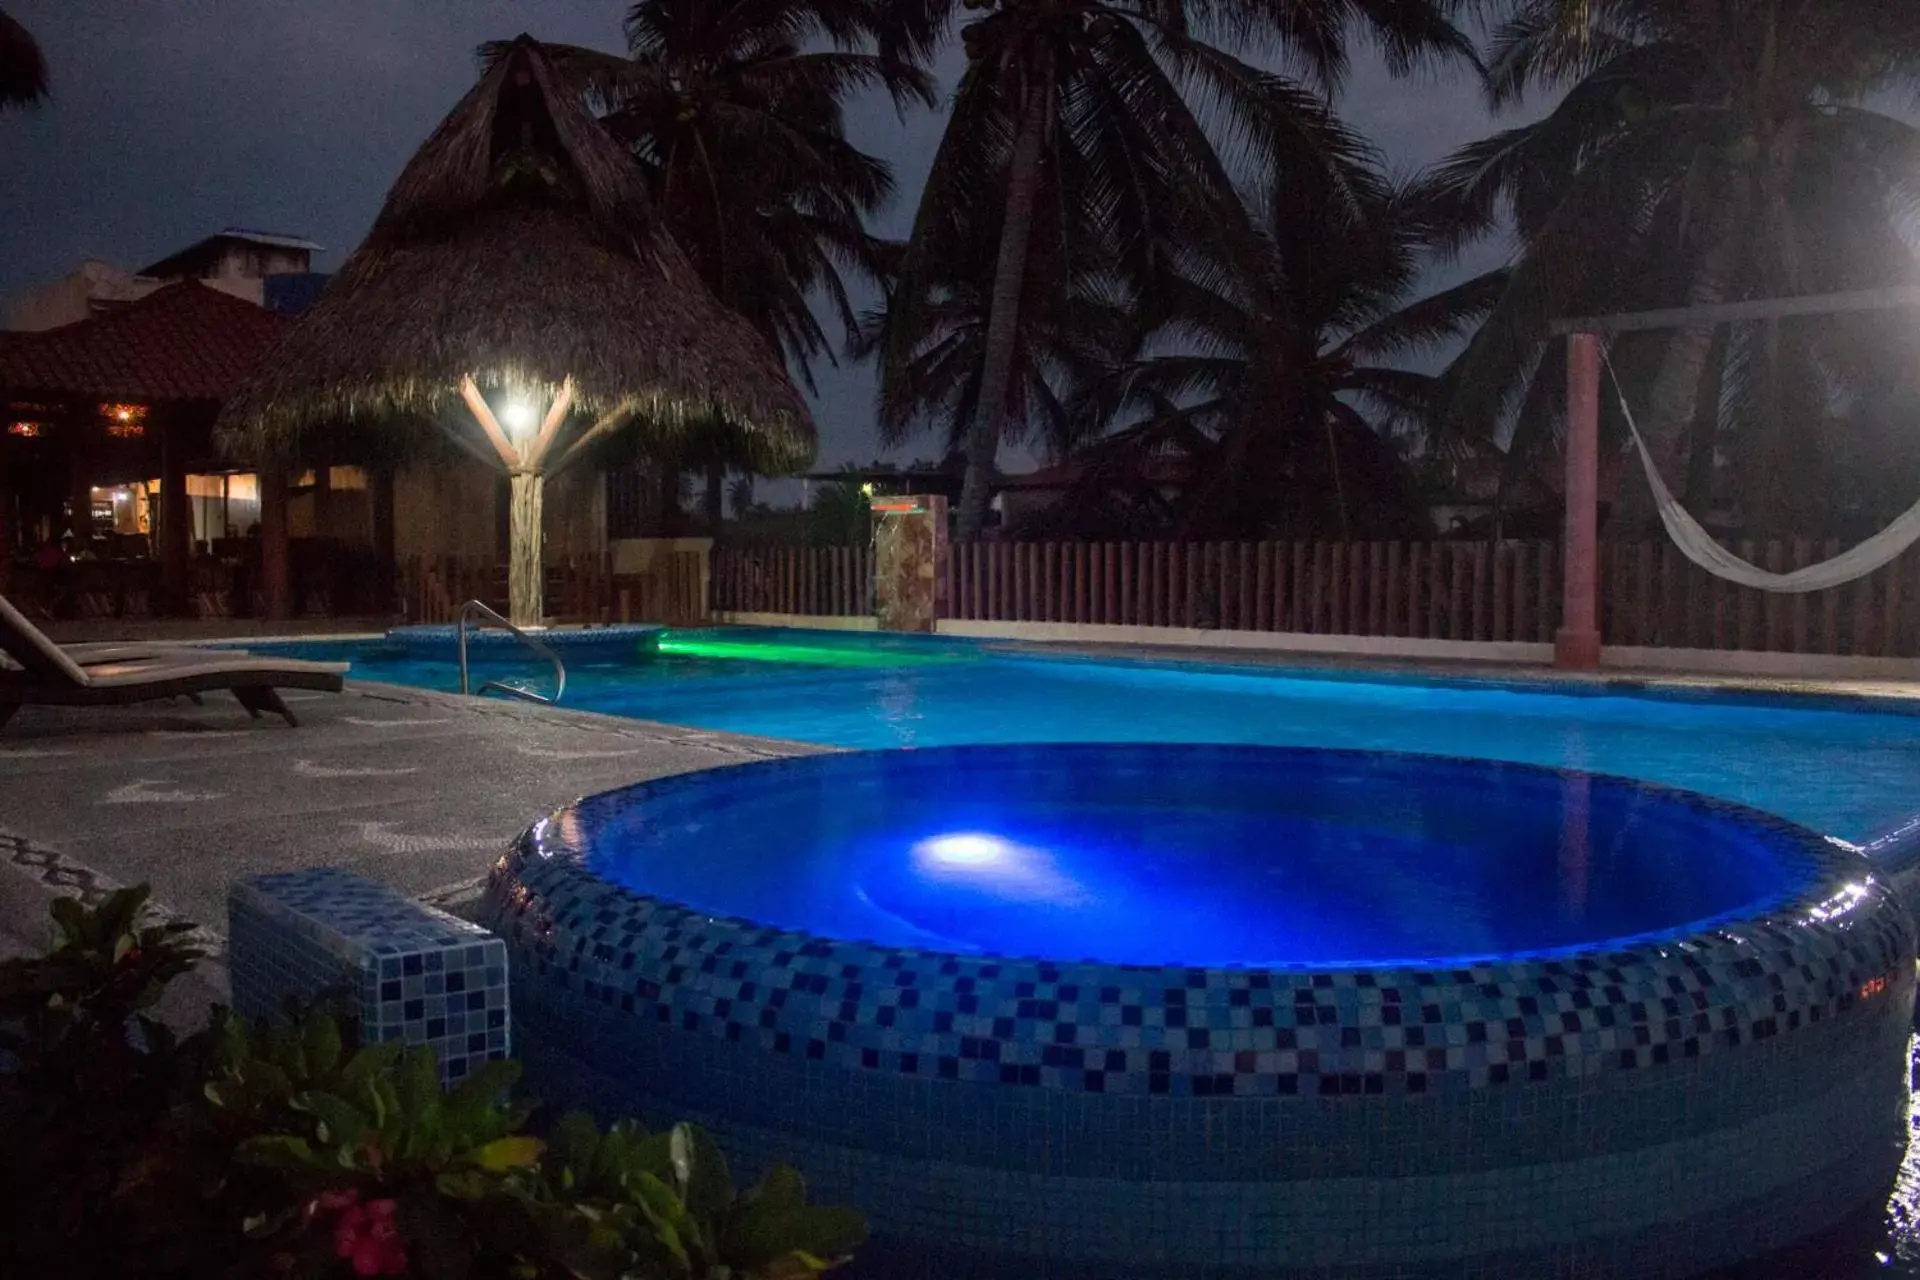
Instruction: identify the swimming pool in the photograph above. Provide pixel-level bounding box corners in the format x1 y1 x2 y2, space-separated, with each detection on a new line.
486 744 1915 1278
251 628 1920 842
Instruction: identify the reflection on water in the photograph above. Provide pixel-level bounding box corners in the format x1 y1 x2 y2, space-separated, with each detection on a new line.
1560 771 1591 920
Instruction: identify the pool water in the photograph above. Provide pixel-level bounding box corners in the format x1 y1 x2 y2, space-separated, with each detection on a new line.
564 746 1826 968
251 629 1920 843
257 626 1920 1278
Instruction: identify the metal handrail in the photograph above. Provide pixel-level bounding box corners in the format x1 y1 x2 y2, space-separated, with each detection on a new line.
456 600 566 705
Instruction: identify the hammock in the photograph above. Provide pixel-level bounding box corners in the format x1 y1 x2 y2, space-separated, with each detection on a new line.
1608 359 1920 594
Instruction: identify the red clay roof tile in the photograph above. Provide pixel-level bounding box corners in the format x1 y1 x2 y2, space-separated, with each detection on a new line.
0 280 288 403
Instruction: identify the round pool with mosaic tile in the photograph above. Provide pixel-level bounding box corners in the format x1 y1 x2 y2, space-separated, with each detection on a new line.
479 744 1918 1278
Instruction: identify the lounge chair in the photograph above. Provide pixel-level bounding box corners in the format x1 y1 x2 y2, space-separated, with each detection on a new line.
0 594 346 730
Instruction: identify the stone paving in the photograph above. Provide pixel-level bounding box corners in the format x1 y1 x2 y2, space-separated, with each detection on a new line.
0 677 818 1004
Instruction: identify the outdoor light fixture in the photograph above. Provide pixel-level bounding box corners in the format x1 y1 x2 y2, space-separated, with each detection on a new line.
502 400 537 437
101 403 148 438
7 421 40 438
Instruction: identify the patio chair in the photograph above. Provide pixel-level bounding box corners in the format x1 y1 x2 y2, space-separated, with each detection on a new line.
0 593 346 730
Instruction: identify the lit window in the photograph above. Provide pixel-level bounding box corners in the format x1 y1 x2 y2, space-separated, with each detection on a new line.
101 403 148 438
7 421 41 438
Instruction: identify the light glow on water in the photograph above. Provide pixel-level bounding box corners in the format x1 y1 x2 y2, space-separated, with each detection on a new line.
914 832 1011 866
908 830 1089 908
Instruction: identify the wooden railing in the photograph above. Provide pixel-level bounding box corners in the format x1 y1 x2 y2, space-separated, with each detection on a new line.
712 538 1920 658
711 545 875 618
1598 539 1920 657
398 552 711 627
943 540 1560 643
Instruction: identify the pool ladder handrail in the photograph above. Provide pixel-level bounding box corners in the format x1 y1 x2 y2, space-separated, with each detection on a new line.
456 600 566 705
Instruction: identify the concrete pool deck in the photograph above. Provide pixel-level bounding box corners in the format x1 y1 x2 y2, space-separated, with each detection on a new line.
0 677 819 1012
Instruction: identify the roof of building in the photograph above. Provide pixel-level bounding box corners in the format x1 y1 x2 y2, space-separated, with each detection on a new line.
218 34 810 470
0 280 289 403
138 228 324 276
998 456 1192 491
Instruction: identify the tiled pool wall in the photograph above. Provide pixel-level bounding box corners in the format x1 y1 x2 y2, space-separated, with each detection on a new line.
483 826 1918 1279
231 868 512 1084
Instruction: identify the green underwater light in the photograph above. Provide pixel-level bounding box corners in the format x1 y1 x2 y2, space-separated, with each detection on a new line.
651 634 965 668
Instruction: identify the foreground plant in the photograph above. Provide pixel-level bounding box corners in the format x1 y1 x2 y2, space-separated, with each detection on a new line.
0 887 865 1279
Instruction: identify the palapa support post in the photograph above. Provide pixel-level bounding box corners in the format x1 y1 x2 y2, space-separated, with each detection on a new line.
259 465 291 621
459 374 573 630
371 463 397 617
507 471 544 629
159 426 192 615
1556 332 1603 670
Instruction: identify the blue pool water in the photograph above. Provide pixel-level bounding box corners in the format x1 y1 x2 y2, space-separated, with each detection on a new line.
249 629 1920 843
556 745 1830 968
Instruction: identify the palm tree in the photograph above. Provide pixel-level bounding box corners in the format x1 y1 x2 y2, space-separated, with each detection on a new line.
488 1 932 529
1427 0 1920 534
860 208 1133 467
0 8 47 111
877 0 1477 537
1079 160 1506 539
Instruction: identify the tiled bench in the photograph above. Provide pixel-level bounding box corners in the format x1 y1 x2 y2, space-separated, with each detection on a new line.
229 868 510 1084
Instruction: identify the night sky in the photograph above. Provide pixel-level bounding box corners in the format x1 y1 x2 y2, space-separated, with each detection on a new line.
0 1 1511 468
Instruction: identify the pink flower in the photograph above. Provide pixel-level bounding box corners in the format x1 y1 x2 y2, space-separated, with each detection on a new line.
334 1204 367 1258
331 1199 407 1275
349 1239 389 1276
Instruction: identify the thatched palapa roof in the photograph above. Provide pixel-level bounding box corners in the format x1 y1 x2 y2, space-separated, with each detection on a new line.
218 34 812 470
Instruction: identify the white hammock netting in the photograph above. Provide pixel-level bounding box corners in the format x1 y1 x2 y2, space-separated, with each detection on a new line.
1607 360 1920 594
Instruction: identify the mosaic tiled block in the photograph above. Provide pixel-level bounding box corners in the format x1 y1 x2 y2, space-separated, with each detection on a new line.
230 868 510 1085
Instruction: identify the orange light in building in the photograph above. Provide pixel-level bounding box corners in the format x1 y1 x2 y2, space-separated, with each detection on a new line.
6 421 40 438
1861 975 1890 1000
101 403 148 438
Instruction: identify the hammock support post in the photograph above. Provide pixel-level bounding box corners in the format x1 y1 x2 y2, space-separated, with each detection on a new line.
1557 332 1604 670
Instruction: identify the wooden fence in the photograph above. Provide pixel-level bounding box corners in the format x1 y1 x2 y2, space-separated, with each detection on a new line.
712 539 1920 658
1598 538 1920 657
711 545 875 618
399 550 710 627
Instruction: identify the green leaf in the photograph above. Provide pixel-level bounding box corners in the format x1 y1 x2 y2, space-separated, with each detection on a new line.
302 1012 343 1078
243 1058 294 1100
240 1207 295 1240
631 1170 697 1268
670 1123 693 1191
473 1136 545 1172
725 1169 865 1270
48 897 86 946
675 1124 733 1222
756 1252 836 1280
236 1134 321 1171
622 1128 678 1186
433 1170 493 1201
306 1092 371 1151
399 1045 441 1115
787 1206 868 1260
111 933 135 965
339 1040 404 1089
550 1111 601 1173
754 1166 807 1216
